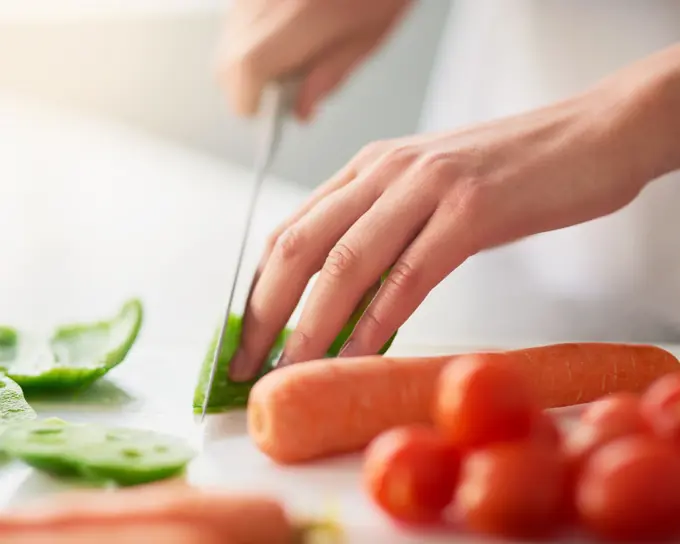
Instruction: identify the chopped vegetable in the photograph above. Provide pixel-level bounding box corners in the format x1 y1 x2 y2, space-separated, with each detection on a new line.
193 314 290 414
0 326 17 353
456 441 568 539
576 435 680 542
3 299 143 392
76 427 196 486
193 290 398 414
248 343 679 464
0 418 92 477
0 374 36 424
363 425 460 524
0 419 195 486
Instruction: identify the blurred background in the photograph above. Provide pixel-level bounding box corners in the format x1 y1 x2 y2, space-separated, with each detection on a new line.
0 0 451 188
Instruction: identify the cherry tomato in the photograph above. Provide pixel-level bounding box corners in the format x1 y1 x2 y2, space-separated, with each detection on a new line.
434 354 538 450
565 394 651 473
363 425 461 524
581 392 644 426
576 435 680 542
640 372 680 447
455 441 568 539
528 410 562 448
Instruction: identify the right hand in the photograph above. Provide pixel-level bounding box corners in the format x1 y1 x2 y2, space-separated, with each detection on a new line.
219 0 413 120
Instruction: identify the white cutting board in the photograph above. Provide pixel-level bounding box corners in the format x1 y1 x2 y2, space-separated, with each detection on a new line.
1 341 676 544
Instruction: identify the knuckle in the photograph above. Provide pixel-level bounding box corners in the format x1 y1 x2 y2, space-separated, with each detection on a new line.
438 177 490 217
323 243 360 279
286 329 312 354
458 177 493 217
380 145 419 168
358 307 384 335
356 140 391 164
385 261 421 294
273 226 306 262
416 152 457 180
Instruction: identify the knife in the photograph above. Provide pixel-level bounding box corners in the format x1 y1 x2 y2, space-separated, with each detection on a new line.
200 81 297 422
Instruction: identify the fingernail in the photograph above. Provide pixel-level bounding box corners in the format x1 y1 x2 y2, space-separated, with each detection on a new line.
228 349 253 382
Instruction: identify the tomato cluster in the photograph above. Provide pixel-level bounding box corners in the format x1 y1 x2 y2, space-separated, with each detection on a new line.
362 355 680 542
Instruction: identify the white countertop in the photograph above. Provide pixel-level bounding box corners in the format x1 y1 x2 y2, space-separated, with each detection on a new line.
0 93 666 543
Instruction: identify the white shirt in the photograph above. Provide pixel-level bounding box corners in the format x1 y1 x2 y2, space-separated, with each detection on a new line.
398 0 680 346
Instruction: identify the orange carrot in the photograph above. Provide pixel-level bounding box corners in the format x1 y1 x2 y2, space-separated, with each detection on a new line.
3 523 224 544
248 343 678 464
0 484 295 544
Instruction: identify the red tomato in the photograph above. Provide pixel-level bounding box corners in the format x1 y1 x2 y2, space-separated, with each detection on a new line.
565 394 650 472
363 425 461 524
456 441 568 539
528 410 562 448
640 372 680 447
434 354 538 450
576 435 680 541
580 392 644 426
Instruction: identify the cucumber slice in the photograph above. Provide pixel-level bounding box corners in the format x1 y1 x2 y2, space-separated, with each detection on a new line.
0 419 95 476
76 427 195 486
0 419 195 486
0 374 37 424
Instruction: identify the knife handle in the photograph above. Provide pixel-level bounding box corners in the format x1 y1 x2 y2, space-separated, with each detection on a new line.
260 77 301 120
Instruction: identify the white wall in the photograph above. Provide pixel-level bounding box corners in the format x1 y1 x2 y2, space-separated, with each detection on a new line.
0 1 451 188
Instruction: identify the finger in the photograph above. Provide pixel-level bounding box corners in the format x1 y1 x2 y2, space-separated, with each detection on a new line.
279 182 436 367
339 204 479 357
229 175 382 381
294 32 383 121
254 140 388 282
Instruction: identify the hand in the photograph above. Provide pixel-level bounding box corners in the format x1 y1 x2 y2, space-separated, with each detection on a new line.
228 45 680 381
219 0 412 120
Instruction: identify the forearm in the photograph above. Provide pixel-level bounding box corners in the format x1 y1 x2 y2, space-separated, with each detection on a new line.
589 43 680 189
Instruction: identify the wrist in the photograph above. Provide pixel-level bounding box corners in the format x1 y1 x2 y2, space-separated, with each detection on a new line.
589 44 680 190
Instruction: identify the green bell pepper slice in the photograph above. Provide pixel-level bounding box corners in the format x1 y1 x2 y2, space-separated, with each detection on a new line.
193 279 398 414
1 299 143 392
193 314 290 414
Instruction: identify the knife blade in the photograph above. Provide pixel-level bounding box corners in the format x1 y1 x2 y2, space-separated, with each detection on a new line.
200 81 296 422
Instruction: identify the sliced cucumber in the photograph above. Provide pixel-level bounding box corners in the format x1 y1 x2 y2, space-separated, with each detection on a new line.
77 427 195 486
0 418 95 476
0 419 195 486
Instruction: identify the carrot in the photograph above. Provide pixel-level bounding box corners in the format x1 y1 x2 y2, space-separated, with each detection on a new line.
248 343 678 464
0 484 295 544
3 523 224 544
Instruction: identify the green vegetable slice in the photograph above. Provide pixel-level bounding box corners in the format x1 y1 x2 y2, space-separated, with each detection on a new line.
193 314 289 414
1 419 195 486
0 374 36 424
77 427 195 486
0 418 91 476
193 278 398 414
3 299 143 392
